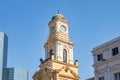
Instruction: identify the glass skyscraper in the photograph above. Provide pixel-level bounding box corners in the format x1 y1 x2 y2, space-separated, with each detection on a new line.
0 32 28 80
0 32 8 80
3 68 28 80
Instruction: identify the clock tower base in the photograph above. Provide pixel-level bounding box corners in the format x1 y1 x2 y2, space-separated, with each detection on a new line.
33 55 79 80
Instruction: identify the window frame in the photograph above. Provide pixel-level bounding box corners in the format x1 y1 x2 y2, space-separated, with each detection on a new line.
97 54 103 61
98 76 104 80
63 49 67 63
112 47 119 56
114 72 120 80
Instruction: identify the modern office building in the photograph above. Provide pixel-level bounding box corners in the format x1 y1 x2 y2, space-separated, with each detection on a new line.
0 32 8 80
92 36 120 80
3 68 28 80
33 13 80 80
0 32 28 80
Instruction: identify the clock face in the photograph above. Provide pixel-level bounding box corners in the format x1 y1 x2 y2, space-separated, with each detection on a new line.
60 25 66 32
51 26 55 33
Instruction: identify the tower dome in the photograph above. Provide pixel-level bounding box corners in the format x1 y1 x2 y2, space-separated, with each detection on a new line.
52 13 65 20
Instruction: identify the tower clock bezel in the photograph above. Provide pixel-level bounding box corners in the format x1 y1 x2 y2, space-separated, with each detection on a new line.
60 25 66 32
50 26 56 34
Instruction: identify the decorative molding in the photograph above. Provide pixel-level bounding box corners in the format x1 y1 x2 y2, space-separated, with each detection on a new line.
93 54 120 67
48 18 68 27
111 64 120 72
92 37 120 53
59 74 79 80
40 60 78 69
95 69 107 75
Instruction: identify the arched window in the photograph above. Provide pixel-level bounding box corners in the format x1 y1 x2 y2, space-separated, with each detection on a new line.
50 49 53 55
63 49 67 63
48 49 53 58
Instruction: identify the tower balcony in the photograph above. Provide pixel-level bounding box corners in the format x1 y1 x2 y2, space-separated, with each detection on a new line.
40 54 79 67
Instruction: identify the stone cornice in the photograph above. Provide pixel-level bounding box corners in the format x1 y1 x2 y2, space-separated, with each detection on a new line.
59 74 79 80
53 60 79 68
40 60 78 68
92 36 120 53
93 53 120 67
48 18 68 27
44 32 74 47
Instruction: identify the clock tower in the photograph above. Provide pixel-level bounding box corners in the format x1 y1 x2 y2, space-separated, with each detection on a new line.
33 13 80 80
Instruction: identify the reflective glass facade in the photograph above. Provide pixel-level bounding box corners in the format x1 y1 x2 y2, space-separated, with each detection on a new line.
0 32 28 80
0 32 8 80
3 68 28 80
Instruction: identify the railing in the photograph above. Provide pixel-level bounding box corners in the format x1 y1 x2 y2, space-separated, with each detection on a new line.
40 57 51 64
40 54 79 66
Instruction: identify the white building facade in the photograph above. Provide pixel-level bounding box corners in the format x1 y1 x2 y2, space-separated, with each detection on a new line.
92 37 120 80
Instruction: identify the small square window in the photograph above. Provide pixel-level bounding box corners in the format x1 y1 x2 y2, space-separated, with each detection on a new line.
97 54 103 61
98 77 104 80
114 72 120 80
112 47 119 56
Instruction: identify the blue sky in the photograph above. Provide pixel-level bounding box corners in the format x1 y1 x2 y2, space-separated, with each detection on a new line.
0 0 120 80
